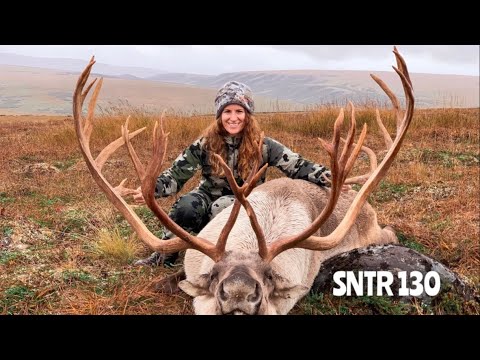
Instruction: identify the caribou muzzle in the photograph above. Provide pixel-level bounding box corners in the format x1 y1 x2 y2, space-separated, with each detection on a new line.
218 267 262 315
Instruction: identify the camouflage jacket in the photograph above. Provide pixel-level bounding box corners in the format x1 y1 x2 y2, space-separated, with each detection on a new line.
155 136 331 200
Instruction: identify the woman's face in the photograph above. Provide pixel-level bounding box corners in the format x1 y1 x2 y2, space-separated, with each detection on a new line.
221 104 246 136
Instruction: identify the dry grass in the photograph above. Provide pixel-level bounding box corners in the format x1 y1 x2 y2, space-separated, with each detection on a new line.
0 106 478 315
90 227 143 266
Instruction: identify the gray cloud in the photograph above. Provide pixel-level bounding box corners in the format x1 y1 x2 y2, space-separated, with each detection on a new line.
272 45 477 63
0 45 477 76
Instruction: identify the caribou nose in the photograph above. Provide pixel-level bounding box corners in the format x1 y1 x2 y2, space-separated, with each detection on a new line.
218 271 262 314
219 280 261 302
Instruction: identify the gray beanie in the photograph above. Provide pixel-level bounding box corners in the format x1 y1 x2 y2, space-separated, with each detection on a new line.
214 81 255 118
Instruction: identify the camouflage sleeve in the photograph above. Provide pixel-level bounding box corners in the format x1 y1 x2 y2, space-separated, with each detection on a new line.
265 137 331 187
155 138 204 197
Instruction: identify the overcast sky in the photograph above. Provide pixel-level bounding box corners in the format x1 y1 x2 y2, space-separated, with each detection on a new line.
0 45 478 76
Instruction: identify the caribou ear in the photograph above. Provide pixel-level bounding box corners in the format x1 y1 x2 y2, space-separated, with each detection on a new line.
178 274 210 297
272 285 310 300
269 271 310 300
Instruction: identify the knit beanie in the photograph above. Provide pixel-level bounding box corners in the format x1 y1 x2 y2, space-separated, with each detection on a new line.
214 81 255 118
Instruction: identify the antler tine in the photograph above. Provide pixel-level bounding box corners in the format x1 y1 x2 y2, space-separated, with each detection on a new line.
391 64 414 131
214 132 269 258
344 124 368 178
78 56 96 106
245 163 268 197
370 73 403 134
264 109 367 262
151 110 169 176
122 115 146 180
96 126 146 171
342 103 368 179
78 57 98 144
216 201 242 256
393 46 413 101
339 102 357 169
332 107 376 185
84 77 103 145
244 131 267 194
74 57 95 155
73 59 218 261
81 78 97 109
341 105 380 186
343 138 378 185
114 178 138 197
81 77 97 139
375 108 394 150
320 108 346 195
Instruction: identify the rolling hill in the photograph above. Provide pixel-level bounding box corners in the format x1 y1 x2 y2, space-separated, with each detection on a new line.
147 70 479 109
0 65 298 115
0 52 478 115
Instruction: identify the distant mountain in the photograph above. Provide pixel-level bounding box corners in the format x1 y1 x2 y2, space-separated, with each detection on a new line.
147 70 479 108
0 51 478 115
0 65 297 115
0 52 165 79
148 73 213 85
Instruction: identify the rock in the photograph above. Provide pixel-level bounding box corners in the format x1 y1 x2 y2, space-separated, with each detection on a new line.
312 244 478 304
14 163 60 175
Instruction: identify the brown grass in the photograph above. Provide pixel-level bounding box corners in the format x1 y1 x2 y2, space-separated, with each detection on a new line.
0 107 478 314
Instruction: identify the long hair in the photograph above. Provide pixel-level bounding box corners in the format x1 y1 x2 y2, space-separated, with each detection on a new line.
202 112 262 180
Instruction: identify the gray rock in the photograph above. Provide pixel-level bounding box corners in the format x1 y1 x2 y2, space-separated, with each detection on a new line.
312 244 478 304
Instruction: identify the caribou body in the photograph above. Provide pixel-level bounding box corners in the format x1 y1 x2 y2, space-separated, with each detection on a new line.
181 178 397 314
73 47 414 315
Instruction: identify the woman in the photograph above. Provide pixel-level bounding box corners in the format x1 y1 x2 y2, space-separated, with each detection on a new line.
133 81 331 267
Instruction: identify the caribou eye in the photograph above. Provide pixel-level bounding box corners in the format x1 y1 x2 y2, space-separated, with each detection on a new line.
210 271 218 282
265 271 273 281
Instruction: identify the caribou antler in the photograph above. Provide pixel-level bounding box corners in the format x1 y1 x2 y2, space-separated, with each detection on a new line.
343 49 413 186
342 106 403 185
218 47 414 263
272 46 414 261
213 133 268 257
219 106 367 262
73 57 266 262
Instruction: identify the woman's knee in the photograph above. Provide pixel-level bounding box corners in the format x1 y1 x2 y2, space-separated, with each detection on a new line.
209 195 235 220
170 192 210 231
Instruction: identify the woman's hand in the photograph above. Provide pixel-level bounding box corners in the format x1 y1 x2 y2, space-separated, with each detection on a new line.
132 186 146 205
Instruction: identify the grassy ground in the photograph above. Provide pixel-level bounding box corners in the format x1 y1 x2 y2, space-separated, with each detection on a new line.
0 107 478 315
